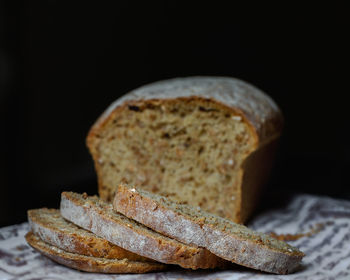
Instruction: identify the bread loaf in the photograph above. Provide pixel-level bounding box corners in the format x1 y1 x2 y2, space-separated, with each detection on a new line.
60 191 228 269
87 77 283 223
25 232 166 273
114 184 305 274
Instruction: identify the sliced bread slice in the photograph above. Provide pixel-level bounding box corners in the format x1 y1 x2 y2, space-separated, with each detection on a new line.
60 191 228 270
113 184 305 274
25 232 166 273
28 208 153 262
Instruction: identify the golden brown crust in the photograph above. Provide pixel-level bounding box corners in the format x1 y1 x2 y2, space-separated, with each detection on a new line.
25 232 167 274
239 139 280 223
28 208 153 262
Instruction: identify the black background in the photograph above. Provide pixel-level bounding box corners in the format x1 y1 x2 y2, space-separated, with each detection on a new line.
0 3 348 227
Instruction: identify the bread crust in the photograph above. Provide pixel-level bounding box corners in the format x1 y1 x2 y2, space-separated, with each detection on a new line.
60 192 228 269
27 208 153 262
25 232 166 273
114 185 305 274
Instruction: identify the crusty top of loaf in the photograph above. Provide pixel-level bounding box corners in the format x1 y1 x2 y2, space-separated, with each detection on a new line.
97 77 283 146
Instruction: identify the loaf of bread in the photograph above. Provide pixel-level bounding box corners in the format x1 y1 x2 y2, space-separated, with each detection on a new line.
114 184 305 274
60 191 228 269
25 232 166 273
27 208 154 262
87 77 283 223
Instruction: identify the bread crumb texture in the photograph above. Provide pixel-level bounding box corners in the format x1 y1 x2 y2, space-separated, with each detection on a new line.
92 99 253 220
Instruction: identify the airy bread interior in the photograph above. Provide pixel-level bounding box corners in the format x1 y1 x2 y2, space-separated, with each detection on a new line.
89 98 256 222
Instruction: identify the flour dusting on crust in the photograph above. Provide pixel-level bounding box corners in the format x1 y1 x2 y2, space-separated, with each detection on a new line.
100 77 283 144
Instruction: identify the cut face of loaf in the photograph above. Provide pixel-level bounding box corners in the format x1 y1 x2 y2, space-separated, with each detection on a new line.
114 184 305 274
87 77 283 223
27 208 153 262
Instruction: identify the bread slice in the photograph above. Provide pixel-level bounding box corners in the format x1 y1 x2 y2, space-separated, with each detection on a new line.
25 232 166 273
114 184 305 274
87 77 284 223
28 208 153 262
60 191 228 269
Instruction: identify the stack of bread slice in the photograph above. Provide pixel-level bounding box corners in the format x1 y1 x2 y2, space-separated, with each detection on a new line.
26 208 166 273
26 184 304 274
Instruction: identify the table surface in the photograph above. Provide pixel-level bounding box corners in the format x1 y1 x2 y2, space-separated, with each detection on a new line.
1 194 350 280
